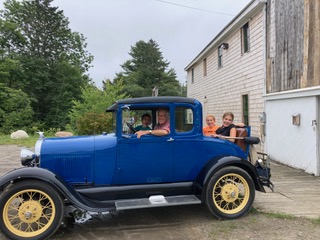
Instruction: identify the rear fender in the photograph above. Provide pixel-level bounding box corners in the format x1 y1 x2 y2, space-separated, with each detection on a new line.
0 167 115 212
196 156 265 194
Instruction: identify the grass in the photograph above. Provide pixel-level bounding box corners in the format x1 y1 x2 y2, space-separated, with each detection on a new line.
0 134 38 147
208 208 320 240
0 134 55 148
264 211 296 220
311 217 320 225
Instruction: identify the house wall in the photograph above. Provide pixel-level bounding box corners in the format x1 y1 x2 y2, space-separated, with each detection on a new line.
266 0 320 92
265 93 319 176
265 0 320 175
187 7 266 151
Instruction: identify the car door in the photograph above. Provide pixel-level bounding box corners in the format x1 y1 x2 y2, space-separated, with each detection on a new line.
117 136 174 184
115 107 174 185
171 105 206 181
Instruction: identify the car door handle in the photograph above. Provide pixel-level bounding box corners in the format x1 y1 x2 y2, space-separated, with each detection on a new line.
167 137 174 142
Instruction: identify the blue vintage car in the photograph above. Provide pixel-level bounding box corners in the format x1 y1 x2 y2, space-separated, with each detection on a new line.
0 96 272 240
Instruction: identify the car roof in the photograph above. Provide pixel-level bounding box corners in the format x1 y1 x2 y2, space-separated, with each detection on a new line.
107 96 197 111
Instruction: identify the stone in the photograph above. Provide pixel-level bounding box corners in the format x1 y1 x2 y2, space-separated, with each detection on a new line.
55 131 73 137
10 130 29 139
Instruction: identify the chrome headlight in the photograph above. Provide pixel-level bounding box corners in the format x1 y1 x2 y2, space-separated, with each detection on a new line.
20 132 44 166
20 148 36 166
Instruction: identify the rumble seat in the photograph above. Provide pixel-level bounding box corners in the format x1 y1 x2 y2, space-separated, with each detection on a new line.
235 128 247 152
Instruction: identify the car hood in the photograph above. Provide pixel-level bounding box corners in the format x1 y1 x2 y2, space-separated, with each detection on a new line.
39 134 117 184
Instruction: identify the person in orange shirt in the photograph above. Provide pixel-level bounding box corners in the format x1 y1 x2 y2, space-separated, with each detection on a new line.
203 114 219 137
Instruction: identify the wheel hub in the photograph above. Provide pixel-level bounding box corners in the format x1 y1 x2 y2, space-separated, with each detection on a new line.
221 183 239 203
18 200 43 223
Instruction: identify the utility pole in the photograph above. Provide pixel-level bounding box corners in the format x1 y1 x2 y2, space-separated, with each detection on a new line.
152 86 158 97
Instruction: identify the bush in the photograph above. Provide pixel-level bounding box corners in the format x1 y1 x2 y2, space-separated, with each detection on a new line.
0 84 34 134
76 112 112 135
68 81 128 135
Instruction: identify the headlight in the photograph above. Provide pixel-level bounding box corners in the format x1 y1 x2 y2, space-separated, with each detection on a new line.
20 148 36 166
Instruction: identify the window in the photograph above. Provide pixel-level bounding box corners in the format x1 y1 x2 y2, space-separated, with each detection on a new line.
121 109 153 134
175 107 194 133
218 47 223 67
203 58 207 76
241 22 250 53
191 68 194 83
242 94 249 126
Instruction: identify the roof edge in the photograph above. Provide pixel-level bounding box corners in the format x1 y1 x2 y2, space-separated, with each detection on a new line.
184 0 267 71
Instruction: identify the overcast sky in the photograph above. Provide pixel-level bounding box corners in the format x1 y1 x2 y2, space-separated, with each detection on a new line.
1 0 251 87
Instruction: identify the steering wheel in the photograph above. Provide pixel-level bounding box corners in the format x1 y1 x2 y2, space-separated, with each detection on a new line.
126 123 136 133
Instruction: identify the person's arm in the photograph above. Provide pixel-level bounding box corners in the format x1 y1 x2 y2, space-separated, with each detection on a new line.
228 127 237 142
135 129 169 138
213 127 236 142
235 123 245 127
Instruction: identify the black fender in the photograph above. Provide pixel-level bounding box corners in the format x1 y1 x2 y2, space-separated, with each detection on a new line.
196 155 265 195
0 167 115 212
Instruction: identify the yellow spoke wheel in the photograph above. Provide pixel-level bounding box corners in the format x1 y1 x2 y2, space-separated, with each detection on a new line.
0 180 64 240
213 173 249 214
205 166 255 219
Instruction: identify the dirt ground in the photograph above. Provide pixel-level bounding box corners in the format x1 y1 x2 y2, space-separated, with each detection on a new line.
0 145 320 240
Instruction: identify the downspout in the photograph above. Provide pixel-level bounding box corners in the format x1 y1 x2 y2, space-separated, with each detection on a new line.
261 0 268 152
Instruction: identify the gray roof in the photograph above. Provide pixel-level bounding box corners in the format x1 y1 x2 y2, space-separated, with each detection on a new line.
107 96 196 111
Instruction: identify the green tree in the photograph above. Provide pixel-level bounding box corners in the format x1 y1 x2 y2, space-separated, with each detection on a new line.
115 39 184 97
0 83 34 134
0 0 93 129
68 80 128 135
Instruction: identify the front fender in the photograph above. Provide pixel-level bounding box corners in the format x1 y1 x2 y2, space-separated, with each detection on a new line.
0 167 115 212
196 156 265 193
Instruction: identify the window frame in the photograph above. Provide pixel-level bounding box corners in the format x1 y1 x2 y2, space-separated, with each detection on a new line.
241 22 250 54
242 94 249 126
174 106 194 134
191 68 194 83
203 58 207 76
218 47 223 68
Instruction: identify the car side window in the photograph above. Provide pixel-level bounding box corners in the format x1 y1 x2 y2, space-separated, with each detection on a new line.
122 109 153 134
175 107 194 133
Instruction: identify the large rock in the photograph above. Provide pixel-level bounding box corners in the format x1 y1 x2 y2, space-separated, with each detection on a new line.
10 130 29 139
55 131 73 137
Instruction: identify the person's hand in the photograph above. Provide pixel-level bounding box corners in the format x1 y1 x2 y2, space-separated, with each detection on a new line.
135 130 148 138
212 134 222 138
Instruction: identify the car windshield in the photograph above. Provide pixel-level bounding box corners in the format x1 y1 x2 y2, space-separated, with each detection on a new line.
110 111 117 134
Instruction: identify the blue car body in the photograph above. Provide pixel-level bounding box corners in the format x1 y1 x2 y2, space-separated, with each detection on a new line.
0 96 272 240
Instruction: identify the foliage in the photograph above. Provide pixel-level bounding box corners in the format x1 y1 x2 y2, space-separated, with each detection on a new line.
68 81 128 135
76 112 112 135
114 39 185 97
0 83 34 134
0 0 93 129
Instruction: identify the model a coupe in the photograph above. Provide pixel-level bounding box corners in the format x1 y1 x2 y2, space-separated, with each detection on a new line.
0 97 272 240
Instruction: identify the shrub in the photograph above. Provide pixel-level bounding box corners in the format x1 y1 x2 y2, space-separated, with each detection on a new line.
68 81 128 135
0 84 34 134
76 112 112 135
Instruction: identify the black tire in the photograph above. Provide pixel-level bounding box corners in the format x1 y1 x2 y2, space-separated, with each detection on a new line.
0 180 64 240
205 166 255 219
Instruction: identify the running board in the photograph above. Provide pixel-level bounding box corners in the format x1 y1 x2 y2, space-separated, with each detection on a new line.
115 195 201 210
